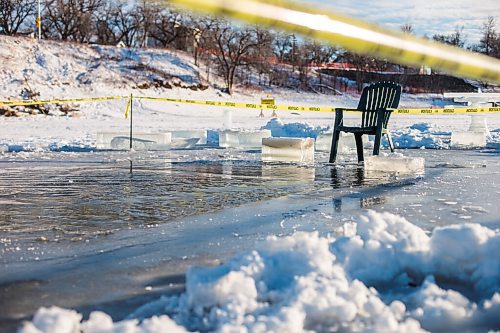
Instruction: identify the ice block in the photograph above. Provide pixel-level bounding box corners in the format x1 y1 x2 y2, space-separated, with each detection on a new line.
171 130 207 145
96 132 171 150
219 129 272 149
364 154 425 174
262 137 315 163
450 132 486 149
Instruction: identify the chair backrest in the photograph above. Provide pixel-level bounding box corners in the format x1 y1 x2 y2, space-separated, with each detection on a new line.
357 81 402 127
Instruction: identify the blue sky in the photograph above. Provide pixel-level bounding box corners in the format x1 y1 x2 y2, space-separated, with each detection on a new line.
305 0 499 45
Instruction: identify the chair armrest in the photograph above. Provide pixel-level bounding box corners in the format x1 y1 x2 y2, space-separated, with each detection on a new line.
336 108 359 113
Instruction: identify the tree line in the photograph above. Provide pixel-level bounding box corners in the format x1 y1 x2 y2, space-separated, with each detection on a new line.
1 0 499 94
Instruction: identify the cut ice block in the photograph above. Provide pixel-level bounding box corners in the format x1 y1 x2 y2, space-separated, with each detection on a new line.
468 115 489 133
450 132 486 149
315 132 357 152
238 130 272 148
222 109 233 129
171 138 200 149
262 137 315 163
171 130 207 145
364 155 425 174
219 129 272 149
96 132 171 150
218 130 239 148
0 145 8 153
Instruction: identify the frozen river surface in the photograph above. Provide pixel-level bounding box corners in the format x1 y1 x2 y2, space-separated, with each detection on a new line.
1 148 499 332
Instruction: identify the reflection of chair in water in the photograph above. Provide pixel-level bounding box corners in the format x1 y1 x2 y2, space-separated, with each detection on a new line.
330 166 365 189
329 81 402 163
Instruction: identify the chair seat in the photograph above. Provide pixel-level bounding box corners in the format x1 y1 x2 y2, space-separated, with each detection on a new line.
337 126 377 134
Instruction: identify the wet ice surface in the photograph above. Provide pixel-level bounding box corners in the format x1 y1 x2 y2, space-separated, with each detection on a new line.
1 148 500 331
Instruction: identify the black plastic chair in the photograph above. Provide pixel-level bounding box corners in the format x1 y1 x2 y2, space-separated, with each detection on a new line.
329 81 402 163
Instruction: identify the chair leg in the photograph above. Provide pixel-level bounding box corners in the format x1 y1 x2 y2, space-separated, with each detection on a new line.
386 131 395 152
373 132 382 156
373 116 384 156
354 133 364 162
329 130 341 163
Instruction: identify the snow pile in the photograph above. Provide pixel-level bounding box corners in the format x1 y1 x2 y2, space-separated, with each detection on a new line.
20 211 500 333
389 123 449 149
262 118 326 139
21 307 189 333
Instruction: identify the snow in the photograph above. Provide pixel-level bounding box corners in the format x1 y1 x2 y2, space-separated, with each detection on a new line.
262 118 326 139
18 211 500 333
22 307 189 333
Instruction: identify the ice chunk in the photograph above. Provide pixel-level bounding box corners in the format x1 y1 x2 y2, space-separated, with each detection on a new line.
218 130 239 148
467 115 489 133
450 115 489 149
315 132 357 152
238 130 272 148
96 132 171 150
450 132 487 149
364 154 425 174
222 109 233 129
262 137 315 163
219 129 272 149
170 130 207 145
170 138 200 149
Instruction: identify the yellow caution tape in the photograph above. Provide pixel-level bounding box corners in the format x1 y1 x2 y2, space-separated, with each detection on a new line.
2 95 499 115
169 0 500 84
0 96 127 107
393 107 500 115
136 96 500 114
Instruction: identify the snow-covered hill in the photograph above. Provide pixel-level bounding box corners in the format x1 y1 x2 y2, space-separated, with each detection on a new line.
0 35 205 100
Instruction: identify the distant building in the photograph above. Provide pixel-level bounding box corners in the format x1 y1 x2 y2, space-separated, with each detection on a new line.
419 65 432 75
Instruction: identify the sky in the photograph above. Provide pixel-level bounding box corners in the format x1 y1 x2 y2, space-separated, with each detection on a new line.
306 0 499 45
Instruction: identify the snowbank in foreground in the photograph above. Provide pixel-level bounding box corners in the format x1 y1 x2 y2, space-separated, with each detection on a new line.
20 211 500 333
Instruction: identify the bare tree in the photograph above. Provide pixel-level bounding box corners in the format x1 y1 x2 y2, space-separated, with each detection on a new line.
294 39 337 89
108 2 142 47
273 31 293 63
0 0 36 35
433 26 466 48
136 0 154 47
149 8 185 48
44 0 103 42
250 27 273 85
476 17 498 56
94 3 117 45
210 21 259 94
